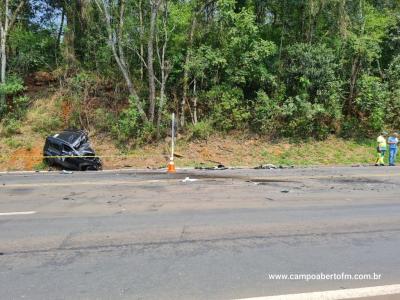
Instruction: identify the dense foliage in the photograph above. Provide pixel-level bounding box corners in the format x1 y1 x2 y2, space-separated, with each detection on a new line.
1 0 400 141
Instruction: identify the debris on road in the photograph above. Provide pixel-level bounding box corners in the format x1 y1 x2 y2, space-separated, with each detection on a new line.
213 164 227 170
195 164 228 170
60 170 73 174
181 177 198 183
279 165 295 169
255 164 295 169
255 164 277 169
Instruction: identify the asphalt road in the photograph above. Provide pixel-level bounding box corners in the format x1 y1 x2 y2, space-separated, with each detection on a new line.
0 166 400 300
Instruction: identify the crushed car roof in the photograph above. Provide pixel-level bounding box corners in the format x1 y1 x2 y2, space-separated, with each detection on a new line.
52 130 88 147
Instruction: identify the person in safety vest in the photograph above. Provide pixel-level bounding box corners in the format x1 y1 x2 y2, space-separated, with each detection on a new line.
375 131 388 166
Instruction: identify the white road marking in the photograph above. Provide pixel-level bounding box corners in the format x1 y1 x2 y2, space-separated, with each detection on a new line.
0 211 37 216
235 284 400 300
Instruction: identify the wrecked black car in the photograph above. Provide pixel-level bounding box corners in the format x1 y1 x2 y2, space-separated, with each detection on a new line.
43 130 102 171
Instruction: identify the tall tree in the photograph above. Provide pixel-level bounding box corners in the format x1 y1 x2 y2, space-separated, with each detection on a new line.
181 2 197 127
0 0 25 83
156 0 171 135
94 0 148 122
0 0 25 110
147 0 162 122
45 0 88 64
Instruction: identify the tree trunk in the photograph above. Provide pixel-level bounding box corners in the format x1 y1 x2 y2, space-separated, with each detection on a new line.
347 56 361 114
181 15 197 128
0 0 25 113
62 0 87 65
338 0 348 38
0 27 6 111
157 76 167 137
148 0 161 123
1 0 9 112
118 0 147 121
193 78 197 124
0 28 6 85
1 0 9 85
63 1 77 65
139 0 144 81
57 9 65 50
156 0 170 137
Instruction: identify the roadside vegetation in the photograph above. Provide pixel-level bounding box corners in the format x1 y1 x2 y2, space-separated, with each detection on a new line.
0 87 379 170
0 0 400 170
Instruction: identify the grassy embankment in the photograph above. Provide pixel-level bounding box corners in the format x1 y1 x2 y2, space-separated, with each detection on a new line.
0 89 379 171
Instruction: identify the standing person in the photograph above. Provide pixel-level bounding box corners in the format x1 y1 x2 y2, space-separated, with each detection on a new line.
375 131 388 166
388 132 399 166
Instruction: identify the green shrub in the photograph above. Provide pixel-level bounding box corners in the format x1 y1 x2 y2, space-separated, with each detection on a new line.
66 110 82 130
111 97 141 144
31 114 63 136
280 43 343 139
1 118 22 137
341 117 369 138
93 108 115 133
33 161 49 171
386 55 400 128
252 91 282 136
0 75 25 96
13 96 30 119
207 86 250 131
355 74 388 133
187 120 213 140
138 122 156 144
69 72 99 94
0 75 26 115
9 26 57 74
387 54 400 91
5 137 23 148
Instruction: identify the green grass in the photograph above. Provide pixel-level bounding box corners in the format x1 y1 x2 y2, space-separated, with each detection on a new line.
251 138 377 167
168 136 381 168
5 137 23 149
33 161 48 171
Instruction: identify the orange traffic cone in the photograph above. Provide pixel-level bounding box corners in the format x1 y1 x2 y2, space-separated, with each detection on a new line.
167 159 176 173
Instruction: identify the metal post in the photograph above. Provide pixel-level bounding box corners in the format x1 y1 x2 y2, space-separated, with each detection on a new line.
171 113 175 161
167 112 177 173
